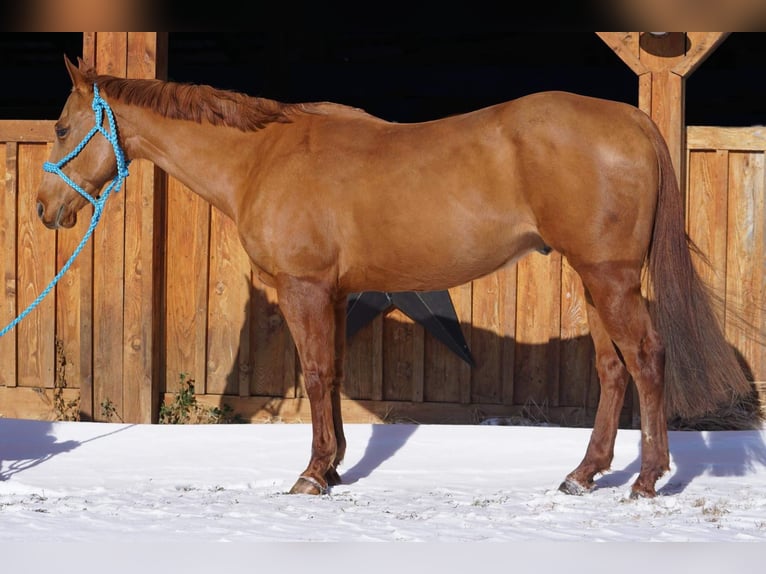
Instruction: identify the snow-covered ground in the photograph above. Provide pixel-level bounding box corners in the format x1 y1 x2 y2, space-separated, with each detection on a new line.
2 417 765 571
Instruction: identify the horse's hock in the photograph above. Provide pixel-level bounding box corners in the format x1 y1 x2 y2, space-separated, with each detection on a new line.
0 32 764 431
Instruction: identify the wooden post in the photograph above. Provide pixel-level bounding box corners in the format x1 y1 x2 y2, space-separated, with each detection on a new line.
596 32 729 194
596 32 729 426
81 33 167 423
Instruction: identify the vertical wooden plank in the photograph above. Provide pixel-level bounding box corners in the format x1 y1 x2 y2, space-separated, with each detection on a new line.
17 143 56 388
470 269 515 405
411 318 427 404
423 287 468 405
92 35 128 420
369 314 384 401
164 178 210 393
82 33 95 65
637 73 652 116
650 71 685 192
251 282 295 398
343 316 380 399
122 156 157 421
513 251 561 407
559 258 597 412
686 150 729 323
726 152 765 382
122 32 164 423
382 309 421 402
74 32 97 420
54 134 89 398
454 282 473 404
206 209 252 395
345 311 386 403
0 143 17 388
499 266 517 406
469 274 499 403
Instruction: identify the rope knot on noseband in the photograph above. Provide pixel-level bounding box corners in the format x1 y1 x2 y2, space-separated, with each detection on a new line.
0 84 130 338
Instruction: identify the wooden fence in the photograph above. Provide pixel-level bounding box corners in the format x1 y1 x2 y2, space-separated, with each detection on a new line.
1 121 763 426
686 126 765 387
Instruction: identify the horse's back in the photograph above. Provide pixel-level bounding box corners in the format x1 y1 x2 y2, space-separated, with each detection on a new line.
243 91 663 292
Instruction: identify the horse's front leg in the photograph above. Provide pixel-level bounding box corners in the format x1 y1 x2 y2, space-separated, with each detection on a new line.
325 298 348 488
277 275 339 495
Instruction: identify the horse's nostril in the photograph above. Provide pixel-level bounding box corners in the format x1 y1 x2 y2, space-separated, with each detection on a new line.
37 201 45 219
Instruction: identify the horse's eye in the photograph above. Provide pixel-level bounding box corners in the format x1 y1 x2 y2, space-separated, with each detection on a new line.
55 126 69 139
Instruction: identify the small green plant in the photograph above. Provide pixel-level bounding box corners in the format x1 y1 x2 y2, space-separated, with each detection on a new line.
158 373 197 424
159 373 243 424
206 403 241 424
53 339 80 421
100 398 122 422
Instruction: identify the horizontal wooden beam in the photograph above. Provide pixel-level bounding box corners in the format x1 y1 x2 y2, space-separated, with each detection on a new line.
184 394 609 428
687 126 766 151
0 120 55 143
4 384 762 429
0 386 80 420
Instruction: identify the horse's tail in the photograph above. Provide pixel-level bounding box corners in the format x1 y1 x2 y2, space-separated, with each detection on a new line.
645 124 762 429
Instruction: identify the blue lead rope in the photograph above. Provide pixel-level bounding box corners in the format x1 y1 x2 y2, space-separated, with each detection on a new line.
0 85 130 338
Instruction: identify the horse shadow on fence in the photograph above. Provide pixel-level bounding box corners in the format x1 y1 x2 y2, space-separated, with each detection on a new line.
217 284 764 491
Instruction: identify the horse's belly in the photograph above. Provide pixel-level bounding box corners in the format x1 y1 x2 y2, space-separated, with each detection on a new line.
341 227 544 293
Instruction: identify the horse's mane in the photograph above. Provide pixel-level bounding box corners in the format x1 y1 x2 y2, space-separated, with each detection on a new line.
83 68 316 131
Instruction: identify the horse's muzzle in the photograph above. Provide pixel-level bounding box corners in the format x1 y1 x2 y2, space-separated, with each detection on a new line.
37 200 69 230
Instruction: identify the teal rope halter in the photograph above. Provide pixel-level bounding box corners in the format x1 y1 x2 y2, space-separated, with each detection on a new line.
0 85 130 337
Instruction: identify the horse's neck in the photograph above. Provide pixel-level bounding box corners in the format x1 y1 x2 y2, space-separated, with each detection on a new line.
118 106 248 220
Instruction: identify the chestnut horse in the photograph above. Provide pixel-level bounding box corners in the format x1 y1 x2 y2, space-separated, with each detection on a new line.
37 56 755 498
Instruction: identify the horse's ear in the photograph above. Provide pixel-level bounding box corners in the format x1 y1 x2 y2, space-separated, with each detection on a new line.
64 54 88 89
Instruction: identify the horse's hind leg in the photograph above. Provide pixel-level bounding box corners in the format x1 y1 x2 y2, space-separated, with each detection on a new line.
276 275 339 495
559 288 630 495
564 263 669 498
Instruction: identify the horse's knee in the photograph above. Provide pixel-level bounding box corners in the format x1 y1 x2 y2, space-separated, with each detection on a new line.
635 331 665 391
302 367 334 397
595 354 629 389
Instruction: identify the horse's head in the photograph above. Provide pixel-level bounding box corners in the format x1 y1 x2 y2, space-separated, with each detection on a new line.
36 56 120 229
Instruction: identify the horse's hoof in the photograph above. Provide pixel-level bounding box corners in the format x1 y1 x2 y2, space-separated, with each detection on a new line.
289 475 327 495
630 475 659 499
629 487 657 500
558 477 593 496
